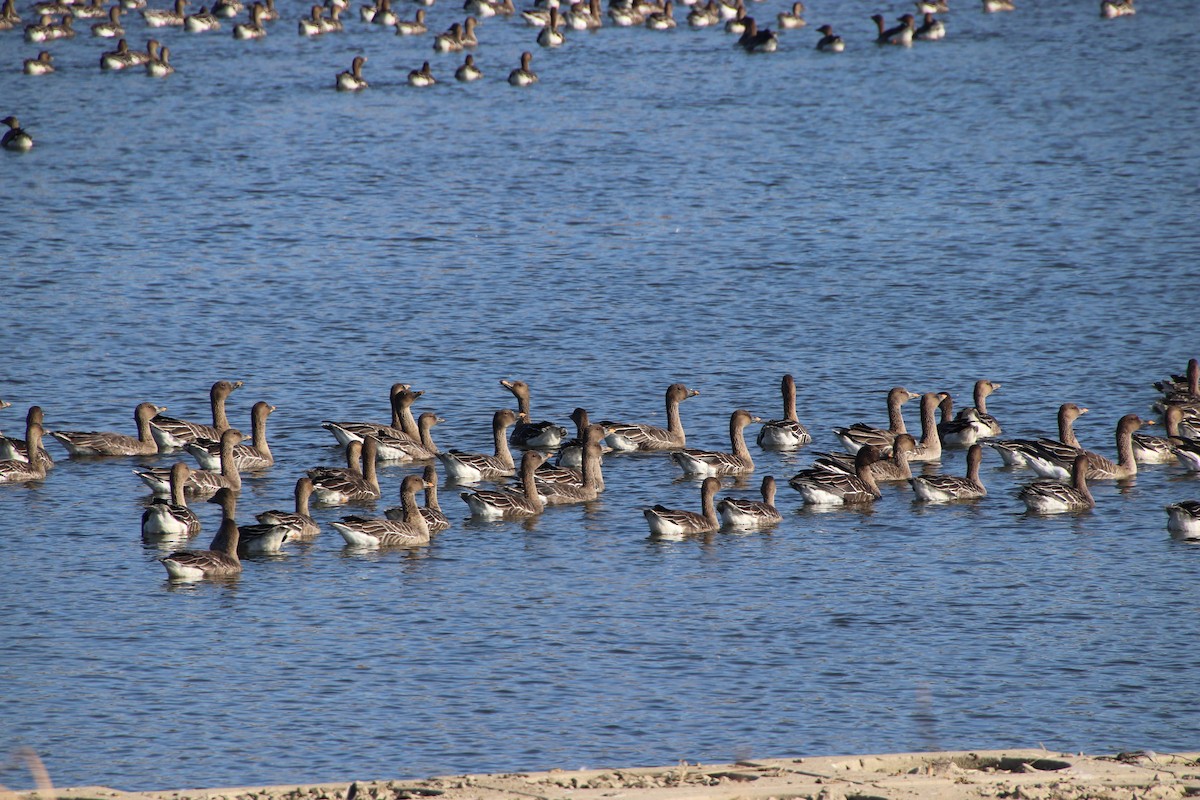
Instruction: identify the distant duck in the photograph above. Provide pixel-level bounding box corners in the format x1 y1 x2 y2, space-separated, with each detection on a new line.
914 10 943 39
500 379 567 448
814 23 843 51
299 5 324 35
981 0 1013 11
184 5 220 30
601 383 699 452
333 474 432 547
717 475 783 529
508 50 538 85
135 428 243 496
911 443 987 502
873 12 914 45
434 20 464 50
91 5 123 36
987 402 1087 468
142 0 187 26
22 51 54 74
336 54 368 90
232 1 267 38
49 401 164 456
776 1 803 28
455 53 483 81
160 488 242 580
386 465 450 532
789 445 884 506
1166 500 1200 540
145 44 174 76
737 17 777 51
672 409 761 477
537 7 565 43
686 1 718 26
185 401 274 471
408 60 437 86
757 374 812 449
141 462 202 537
644 476 721 537
255 477 320 540
150 379 242 449
437 409 518 482
394 7 426 33
0 423 49 483
833 386 919 454
645 0 675 28
1019 454 1093 514
460 450 548 519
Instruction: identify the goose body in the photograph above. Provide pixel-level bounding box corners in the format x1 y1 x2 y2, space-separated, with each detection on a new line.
814 434 916 482
644 0 674 29
555 408 612 468
374 412 441 461
601 383 699 452
455 53 483 81
833 386 919 453
23 51 55 74
717 475 783 528
91 6 123 35
907 392 943 463
145 44 173 76
333 475 432 547
460 451 547 518
0 423 49 484
911 444 987 502
1019 455 1093 514
0 406 53 466
386 466 450 532
394 8 426 33
408 61 437 86
141 0 187 27
160 489 241 579
185 401 274 470
914 11 943 39
1 116 34 151
508 51 538 85
1100 0 1135 18
255 477 320 539
737 17 777 52
988 402 1087 468
322 384 420 446
686 1 718 26
872 12 913 45
437 409 518 482
299 5 324 34
814 23 843 51
309 437 381 504
150 379 243 450
50 402 164 456
982 0 1013 11
184 5 220 30
1131 406 1182 464
1166 501 1200 539
789 446 883 505
232 2 266 38
959 380 1002 437
757 374 812 449
776 1 803 28
671 409 760 476
1170 436 1200 472
135 428 243 496
141 462 202 536
644 476 720 537
937 394 980 448
336 55 368 89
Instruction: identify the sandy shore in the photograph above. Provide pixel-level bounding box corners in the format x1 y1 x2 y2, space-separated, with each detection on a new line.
10 750 1200 800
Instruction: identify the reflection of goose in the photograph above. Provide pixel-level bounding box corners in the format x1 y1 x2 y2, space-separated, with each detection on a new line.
645 476 720 536
717 475 783 528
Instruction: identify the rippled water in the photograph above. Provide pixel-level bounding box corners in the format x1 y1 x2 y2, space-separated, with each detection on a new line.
2 0 1199 790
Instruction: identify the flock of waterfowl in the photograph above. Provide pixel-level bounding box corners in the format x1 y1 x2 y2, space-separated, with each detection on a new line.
2 358 1198 581
2 0 1140 148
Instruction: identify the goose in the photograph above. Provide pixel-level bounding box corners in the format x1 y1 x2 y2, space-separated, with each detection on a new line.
987 402 1087 468
50 402 165 456
535 439 604 505
1026 414 1146 481
1019 455 1093 514
1155 365 1200 415
232 2 266 38
310 436 381 504
776 1 803 28
0 0 18 25
1154 358 1198 399
789 445 883 505
184 5 220 30
91 6 123 35
386 465 450 531
686 1 718 26
723 3 746 32
308 440 361 483
145 44 173 76
814 22 843 51
1100 0 1134 18
336 54 368 89
644 0 674 28
437 409 518 482
508 51 538 85
136 428 243 496
520 4 552 25
914 10 943 39
500 380 567 447
322 384 420 446
607 1 642 25
465 0 497 17
737 17 777 52
907 392 943 463
536 424 606 489
1132 406 1182 464
0 423 50 484
212 0 242 15
958 380 1002 437
716 0 740 19
458 14 478 44
141 462 202 536
333 474 432 547
23 51 55 74
0 115 34 147
1166 500 1200 539
374 412 442 461
99 37 143 69
833 386 919 454
371 0 396 24
299 5 324 34
142 0 187 26
563 0 600 28
537 7 565 42
644 476 720 537
460 450 548 518
814 434 916 482
937 394 980 448
555 408 612 468
318 5 343 31
255 477 320 539
395 8 426 33
717 475 783 529
982 0 1014 11
161 489 242 579
359 0 379 22
757 374 811 449
455 53 483 81
872 13 913 46
408 60 436 86
915 0 947 11
0 406 53 466
434 21 464 50
911 444 987 502
150 379 243 450
1170 436 1200 473
185 401 274 471
672 409 761 477
601 383 699 452
22 13 54 40
197 485 287 555
72 0 109 19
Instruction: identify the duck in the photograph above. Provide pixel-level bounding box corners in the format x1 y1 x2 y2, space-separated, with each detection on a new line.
833 386 919 454
135 428 243 496
717 475 783 529
91 5 123 36
737 17 777 51
500 380 567 448
385 465 450 532
185 401 274 471
142 0 187 26
959 380 1002 437
644 0 674 28
299 5 324 35
208 486 289 555
255 476 320 539
49 402 165 456
672 409 761 477
408 60 437 86
460 450 548 518
1019 454 1093 514
1026 414 1145 481
141 462 203 536
987 402 1087 468
323 384 421 447
145 44 173 76
776 0 803 28
600 383 699 452
814 23 843 51
160 488 242 580
507 51 538 85
982 0 1013 10
1166 500 1200 540
394 7 426 33
1131 406 1182 464
184 5 220 30
0 116 33 151
23 51 55 74
437 409 518 482
455 53 483 81
757 374 812 449
232 1 267 38
789 445 883 505
333 474 432 547
814 434 916 483
873 12 913 46
150 380 243 450
644 476 721 537
686 1 718 26
374 412 442 461
434 21 464 50
0 406 53 466
914 10 943 39
907 392 943 463
537 7 565 43
0 423 50 484
335 54 368 90
535 438 604 505
911 444 987 502
309 436 381 504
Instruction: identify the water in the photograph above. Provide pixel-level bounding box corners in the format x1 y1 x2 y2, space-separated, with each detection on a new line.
2 0 1200 790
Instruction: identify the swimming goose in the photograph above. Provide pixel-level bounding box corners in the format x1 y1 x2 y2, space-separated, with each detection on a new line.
555 408 612 468
1170 435 1200 473
789 445 883 505
394 8 426 33
716 0 741 20
0 406 53 466
987 402 1087 468
1027 414 1145 481
99 37 142 69
91 6 123 35
374 411 441 461
150 380 243 450
308 440 361 483
161 489 241 579
872 13 913 46
916 0 947 12
911 443 987 502
232 1 266 38
335 55 367 89
145 45 173 76
717 475 783 529
1166 500 1200 539
0 423 49 484
737 17 777 52
607 1 642 25
50 402 165 456
601 383 699 452
318 6 343 31
27 13 74 41
460 450 548 518
142 0 187 26
434 21 464 50
686 1 718 26
672 409 760 477
1019 454 1093 514
0 0 18 25
536 424 606 487
1131 406 1182 464
1154 358 1198 398
408 61 437 86
299 5 324 34
23 51 54 74
437 409 518 482
371 0 396 24
141 462 202 536
833 386 919 454
1100 0 1134 17
645 0 674 28
455 53 483 80
200 486 287 555
937 394 981 448
776 0 803 28
333 474 432 547
507 51 538 85
255 476 320 539
563 0 600 29
185 401 274 470
644 476 720 537
212 0 242 15
500 380 567 448
184 5 220 30
757 374 812 450
981 0 1013 10
386 465 450 531
959 380 1002 437
537 7 565 44
359 0 379 22
907 392 943 463
1155 363 1200 415
323 384 420 446
814 22 843 51
310 436 381 504
535 439 604 505
136 428 243 496
814 434 916 482
913 11 943 39
723 3 746 32
458 15 478 44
